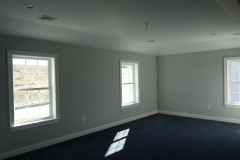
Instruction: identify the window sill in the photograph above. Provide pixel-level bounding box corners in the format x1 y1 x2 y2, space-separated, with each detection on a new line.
121 103 140 109
10 118 59 132
224 104 240 108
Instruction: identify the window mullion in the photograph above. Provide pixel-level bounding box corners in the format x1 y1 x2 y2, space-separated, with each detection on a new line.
229 81 240 83
122 82 134 85
14 87 50 91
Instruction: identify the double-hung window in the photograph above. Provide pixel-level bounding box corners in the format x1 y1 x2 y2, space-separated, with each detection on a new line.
224 56 240 108
120 60 140 108
8 51 60 131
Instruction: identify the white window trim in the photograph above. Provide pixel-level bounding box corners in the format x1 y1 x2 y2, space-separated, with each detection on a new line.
224 56 240 108
120 60 140 109
8 50 60 132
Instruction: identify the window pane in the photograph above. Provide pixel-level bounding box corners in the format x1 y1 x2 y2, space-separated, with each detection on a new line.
26 60 37 73
26 74 38 88
128 65 133 73
122 84 134 104
128 73 133 82
38 60 48 73
28 90 39 106
14 91 28 122
231 82 240 103
28 106 39 119
14 91 27 108
40 104 50 118
231 62 240 81
13 74 25 89
39 90 49 104
122 73 128 83
13 59 25 73
15 107 28 122
231 71 240 81
38 74 48 88
231 62 240 72
39 90 50 117
122 64 133 83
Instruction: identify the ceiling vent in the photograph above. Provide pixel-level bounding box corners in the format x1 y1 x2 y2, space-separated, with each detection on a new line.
147 40 155 42
38 15 58 22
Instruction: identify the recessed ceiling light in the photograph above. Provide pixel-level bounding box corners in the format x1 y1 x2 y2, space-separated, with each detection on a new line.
233 33 240 36
147 40 155 42
209 33 216 35
24 4 36 9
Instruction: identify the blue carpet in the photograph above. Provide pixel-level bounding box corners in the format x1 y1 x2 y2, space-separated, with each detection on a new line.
6 114 240 160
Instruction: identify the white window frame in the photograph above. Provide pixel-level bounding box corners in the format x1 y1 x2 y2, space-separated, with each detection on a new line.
120 60 140 109
224 56 240 108
8 50 60 131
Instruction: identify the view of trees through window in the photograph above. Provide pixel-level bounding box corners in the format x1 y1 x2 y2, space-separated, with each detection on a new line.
13 58 50 122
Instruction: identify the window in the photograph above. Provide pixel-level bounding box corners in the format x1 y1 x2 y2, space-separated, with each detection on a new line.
224 56 240 108
8 51 60 131
120 60 140 108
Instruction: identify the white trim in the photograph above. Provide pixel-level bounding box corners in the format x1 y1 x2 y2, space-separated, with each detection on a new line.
224 104 240 108
158 110 240 124
10 119 59 132
7 50 60 131
120 60 140 109
0 110 158 160
121 103 140 109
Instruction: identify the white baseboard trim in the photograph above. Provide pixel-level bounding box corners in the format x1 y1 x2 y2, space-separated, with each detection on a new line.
158 110 240 124
0 110 158 160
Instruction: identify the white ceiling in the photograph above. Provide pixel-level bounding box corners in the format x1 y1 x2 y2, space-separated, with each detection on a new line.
1 0 240 56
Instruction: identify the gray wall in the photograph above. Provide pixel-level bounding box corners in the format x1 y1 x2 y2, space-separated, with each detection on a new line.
158 48 240 119
0 35 157 154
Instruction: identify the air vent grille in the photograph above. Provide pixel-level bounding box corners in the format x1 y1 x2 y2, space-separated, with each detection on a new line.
147 40 155 42
38 15 58 21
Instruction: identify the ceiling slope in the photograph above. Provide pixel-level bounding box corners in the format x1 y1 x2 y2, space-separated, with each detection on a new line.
0 0 240 55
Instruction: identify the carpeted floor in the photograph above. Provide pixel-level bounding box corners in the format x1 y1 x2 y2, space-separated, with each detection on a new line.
6 114 240 160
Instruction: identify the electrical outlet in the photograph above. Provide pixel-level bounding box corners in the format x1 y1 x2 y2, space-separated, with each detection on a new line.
83 117 86 122
143 104 144 108
207 105 210 109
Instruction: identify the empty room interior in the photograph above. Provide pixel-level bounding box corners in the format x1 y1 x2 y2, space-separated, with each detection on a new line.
2 0 240 159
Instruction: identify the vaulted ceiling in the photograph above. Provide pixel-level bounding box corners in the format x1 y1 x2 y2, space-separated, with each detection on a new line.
1 0 240 55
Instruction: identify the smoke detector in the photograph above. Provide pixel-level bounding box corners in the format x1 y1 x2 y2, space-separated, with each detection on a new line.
38 15 58 22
